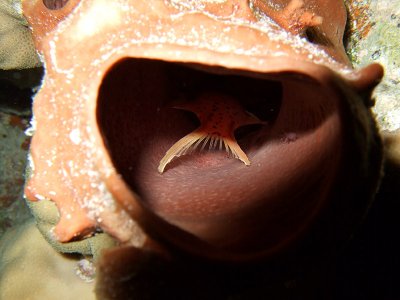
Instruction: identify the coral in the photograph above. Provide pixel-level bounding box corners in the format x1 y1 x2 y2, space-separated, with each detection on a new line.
0 221 96 300
0 0 41 70
345 0 400 131
26 198 116 260
0 112 31 236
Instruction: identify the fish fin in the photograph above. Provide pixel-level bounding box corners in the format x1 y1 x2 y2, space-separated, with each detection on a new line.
224 137 251 166
158 133 251 173
158 131 205 173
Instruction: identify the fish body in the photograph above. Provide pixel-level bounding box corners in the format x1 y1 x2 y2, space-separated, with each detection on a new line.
158 92 263 173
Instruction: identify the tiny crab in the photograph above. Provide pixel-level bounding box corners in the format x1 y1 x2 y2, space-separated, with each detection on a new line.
158 92 265 173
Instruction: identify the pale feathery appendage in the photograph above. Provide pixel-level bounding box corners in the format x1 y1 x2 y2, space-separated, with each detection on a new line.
158 129 250 173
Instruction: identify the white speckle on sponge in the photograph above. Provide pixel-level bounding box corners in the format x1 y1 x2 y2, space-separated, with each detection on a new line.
69 129 81 145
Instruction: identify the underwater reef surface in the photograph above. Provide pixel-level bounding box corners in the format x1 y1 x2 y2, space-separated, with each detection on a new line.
346 0 400 132
0 111 31 237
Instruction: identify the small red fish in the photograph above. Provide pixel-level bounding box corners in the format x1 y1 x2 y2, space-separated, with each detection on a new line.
158 92 264 173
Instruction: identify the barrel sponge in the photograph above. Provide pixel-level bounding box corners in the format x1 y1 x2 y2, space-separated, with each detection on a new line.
0 0 41 70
